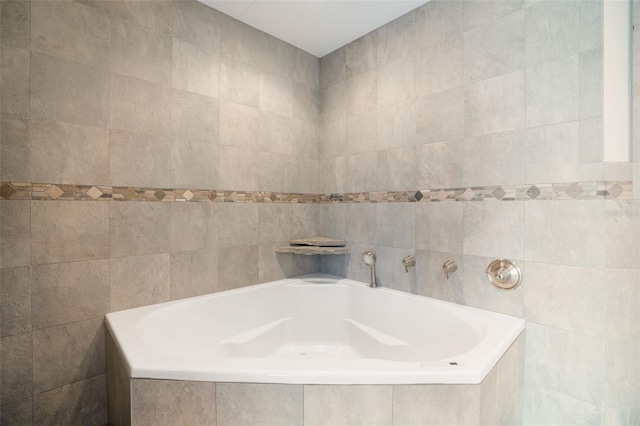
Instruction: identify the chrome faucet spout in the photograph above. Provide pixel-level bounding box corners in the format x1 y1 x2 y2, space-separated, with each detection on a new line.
361 251 378 288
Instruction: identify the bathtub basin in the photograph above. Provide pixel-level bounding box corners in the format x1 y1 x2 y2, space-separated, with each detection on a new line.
105 274 524 385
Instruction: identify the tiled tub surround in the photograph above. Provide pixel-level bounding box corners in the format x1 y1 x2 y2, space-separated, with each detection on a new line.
105 290 525 425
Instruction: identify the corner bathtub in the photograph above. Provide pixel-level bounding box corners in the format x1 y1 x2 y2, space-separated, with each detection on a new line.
106 274 524 385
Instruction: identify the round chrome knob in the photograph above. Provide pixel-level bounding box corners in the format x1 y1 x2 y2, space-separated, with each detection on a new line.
486 259 522 290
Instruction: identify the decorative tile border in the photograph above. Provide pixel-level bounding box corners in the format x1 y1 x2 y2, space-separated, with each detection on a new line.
0 181 633 203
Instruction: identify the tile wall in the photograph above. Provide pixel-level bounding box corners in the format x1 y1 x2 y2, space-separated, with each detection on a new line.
0 1 320 423
319 0 640 424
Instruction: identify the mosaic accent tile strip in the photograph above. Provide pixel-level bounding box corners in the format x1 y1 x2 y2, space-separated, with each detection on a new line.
0 181 633 202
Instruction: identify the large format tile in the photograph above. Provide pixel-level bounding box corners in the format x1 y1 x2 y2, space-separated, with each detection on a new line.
110 74 170 136
31 0 110 68
524 385 601 426
106 332 131 426
525 323 603 406
218 246 259 291
320 48 346 90
602 336 640 411
0 200 30 268
415 0 463 49
220 101 259 149
464 9 525 82
110 254 170 311
258 151 293 193
373 246 417 293
416 140 464 189
220 14 263 69
416 87 464 144
31 260 110 330
131 380 216 426
526 55 579 127
463 201 525 259
524 262 604 335
603 269 640 341
0 1 30 49
579 47 603 120
304 385 393 426
0 45 30 116
375 203 415 249
0 113 29 181
415 250 463 303
219 146 260 191
98 1 171 34
30 119 109 185
416 35 463 97
463 129 526 187
170 202 218 253
415 202 464 253
260 71 293 117
345 203 376 245
464 71 525 137
463 0 524 32
31 53 109 128
0 332 32 405
33 317 105 394
393 384 480 426
172 38 220 98
377 11 415 66
109 129 171 188
0 266 31 337
291 204 320 240
110 15 171 84
376 146 416 191
216 383 303 426
219 203 259 248
110 202 170 258
172 0 221 53
346 32 377 78
525 0 580 67
377 56 415 107
347 70 377 116
376 102 416 151
319 203 346 241
259 204 293 244
321 81 347 124
170 249 219 299
0 397 33 425
31 201 109 265
33 374 107 426
220 55 260 108
525 200 605 268
345 110 376 155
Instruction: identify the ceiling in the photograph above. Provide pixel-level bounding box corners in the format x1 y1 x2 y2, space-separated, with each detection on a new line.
199 0 429 58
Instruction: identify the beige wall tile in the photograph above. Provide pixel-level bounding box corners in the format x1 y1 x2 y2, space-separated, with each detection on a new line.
416 35 463 97
131 379 215 425
320 48 346 90
415 0 463 49
0 332 32 405
463 201 525 260
346 32 377 78
170 140 219 189
525 0 580 67
258 37 296 79
31 260 109 330
110 16 172 85
347 70 377 116
172 38 220 98
31 1 110 68
217 383 303 426
415 250 463 303
463 0 523 32
321 81 347 124
416 86 464 144
345 110 377 155
173 1 221 53
375 203 415 249
31 53 109 128
416 202 464 253
31 201 109 265
0 397 33 425
33 374 107 426
0 113 29 181
110 73 170 136
292 81 319 123
170 202 218 252
258 151 293 193
220 101 259 149
1 1 30 49
30 119 109 185
219 146 260 191
106 332 131 426
415 140 463 189
100 1 171 35
220 15 262 68
463 129 526 187
218 245 259 291
219 203 258 248
319 203 345 240
376 101 416 151
258 242 294 282
109 129 171 188
110 254 170 312
260 71 293 117
304 385 393 426
377 56 415 108
293 49 319 90
603 270 640 340
170 249 219 299
258 204 292 244
393 384 480 426
33 317 105 394
377 11 415 66
345 203 376 245
291 204 320 240
110 202 169 258
0 200 30 268
602 336 640 411
0 45 30 116
524 384 601 425
0 266 31 337
464 70 525 138
258 110 295 155
220 55 260 108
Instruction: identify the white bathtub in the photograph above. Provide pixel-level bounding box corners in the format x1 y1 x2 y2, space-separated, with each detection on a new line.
105 274 524 385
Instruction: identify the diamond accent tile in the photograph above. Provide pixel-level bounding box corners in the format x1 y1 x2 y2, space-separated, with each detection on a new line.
154 189 166 201
123 188 136 200
608 184 623 198
414 191 423 202
0 183 18 199
462 188 476 201
86 186 103 200
45 185 64 200
566 183 584 198
492 187 506 200
183 190 194 201
526 186 541 199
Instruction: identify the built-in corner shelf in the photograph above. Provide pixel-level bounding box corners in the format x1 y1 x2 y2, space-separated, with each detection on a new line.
276 236 350 256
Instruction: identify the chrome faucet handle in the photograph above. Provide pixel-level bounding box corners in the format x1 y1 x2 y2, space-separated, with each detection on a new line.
402 255 416 273
443 260 457 280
